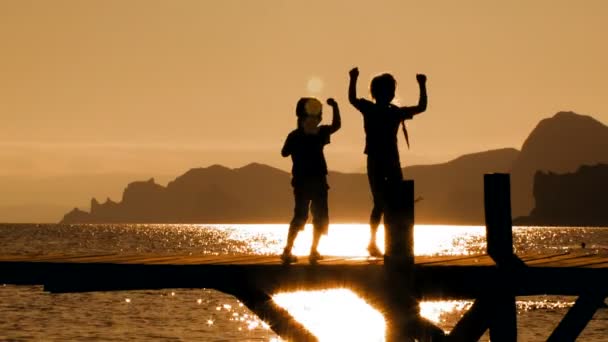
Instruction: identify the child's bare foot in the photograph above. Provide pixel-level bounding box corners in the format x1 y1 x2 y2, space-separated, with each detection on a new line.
281 249 298 264
308 250 323 264
367 242 382 257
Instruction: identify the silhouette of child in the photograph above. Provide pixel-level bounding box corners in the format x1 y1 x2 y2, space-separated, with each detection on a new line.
348 67 427 257
281 97 341 264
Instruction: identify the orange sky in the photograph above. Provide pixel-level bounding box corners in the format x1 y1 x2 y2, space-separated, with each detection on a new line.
1 0 607 177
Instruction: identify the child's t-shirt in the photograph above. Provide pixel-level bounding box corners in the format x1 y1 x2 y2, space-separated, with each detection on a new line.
282 125 332 182
351 98 413 160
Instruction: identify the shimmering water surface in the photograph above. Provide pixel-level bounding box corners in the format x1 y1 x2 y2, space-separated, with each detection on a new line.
1 224 607 341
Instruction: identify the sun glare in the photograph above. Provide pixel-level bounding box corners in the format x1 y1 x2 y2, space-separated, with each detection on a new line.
280 224 485 257
307 77 324 94
216 223 486 257
419 300 472 326
208 224 488 339
273 289 475 341
273 289 386 342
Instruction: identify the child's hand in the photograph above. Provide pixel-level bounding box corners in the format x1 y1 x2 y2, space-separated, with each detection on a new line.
349 67 359 78
416 74 427 84
326 98 338 107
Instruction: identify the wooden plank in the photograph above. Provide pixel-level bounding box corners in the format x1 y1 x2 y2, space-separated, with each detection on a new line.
62 254 192 264
0 253 118 262
0 253 69 261
1 260 607 298
222 256 285 265
533 254 596 266
176 254 274 264
524 253 592 266
0 252 607 269
540 258 608 268
173 255 272 265
519 251 570 262
541 255 608 268
424 255 496 267
203 255 279 265
62 254 168 263
417 254 489 265
319 257 371 265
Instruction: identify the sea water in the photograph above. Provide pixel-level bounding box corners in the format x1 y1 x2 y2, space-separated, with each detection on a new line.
1 224 607 341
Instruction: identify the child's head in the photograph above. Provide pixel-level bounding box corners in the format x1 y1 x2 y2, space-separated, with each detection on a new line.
296 97 322 131
296 97 322 118
370 73 396 105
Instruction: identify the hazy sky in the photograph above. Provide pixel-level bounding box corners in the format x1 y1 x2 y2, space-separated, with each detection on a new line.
2 0 608 177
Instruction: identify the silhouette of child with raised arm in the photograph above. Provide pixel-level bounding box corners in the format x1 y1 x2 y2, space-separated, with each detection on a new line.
348 67 427 257
281 97 341 264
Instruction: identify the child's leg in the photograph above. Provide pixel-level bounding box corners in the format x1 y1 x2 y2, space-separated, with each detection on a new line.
310 183 329 255
310 229 322 255
385 157 404 184
284 187 309 254
369 207 382 243
367 157 384 245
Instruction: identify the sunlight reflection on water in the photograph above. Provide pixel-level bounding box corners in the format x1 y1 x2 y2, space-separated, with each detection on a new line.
235 224 487 340
219 223 488 257
222 224 598 341
1 223 607 341
273 289 386 342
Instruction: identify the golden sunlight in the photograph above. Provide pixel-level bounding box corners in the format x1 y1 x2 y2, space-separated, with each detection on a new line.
273 289 474 341
307 77 324 94
221 223 486 257
419 300 473 326
283 224 485 257
273 289 386 342
259 225 486 340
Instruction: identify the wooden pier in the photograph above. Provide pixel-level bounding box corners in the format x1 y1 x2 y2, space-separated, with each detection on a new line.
1 174 607 341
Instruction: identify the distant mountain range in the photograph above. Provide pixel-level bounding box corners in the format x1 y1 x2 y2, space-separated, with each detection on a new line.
514 164 608 226
61 111 608 225
511 111 608 217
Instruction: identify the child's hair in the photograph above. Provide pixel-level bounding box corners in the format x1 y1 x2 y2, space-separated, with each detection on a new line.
296 97 322 118
370 73 396 102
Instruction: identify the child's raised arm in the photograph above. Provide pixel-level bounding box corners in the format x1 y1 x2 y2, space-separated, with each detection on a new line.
326 98 341 134
348 67 360 106
398 74 428 118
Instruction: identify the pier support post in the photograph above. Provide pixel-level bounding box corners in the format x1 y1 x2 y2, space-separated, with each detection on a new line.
383 180 446 341
484 173 518 342
547 292 607 342
447 298 491 341
384 180 415 265
484 173 514 265
383 180 416 341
